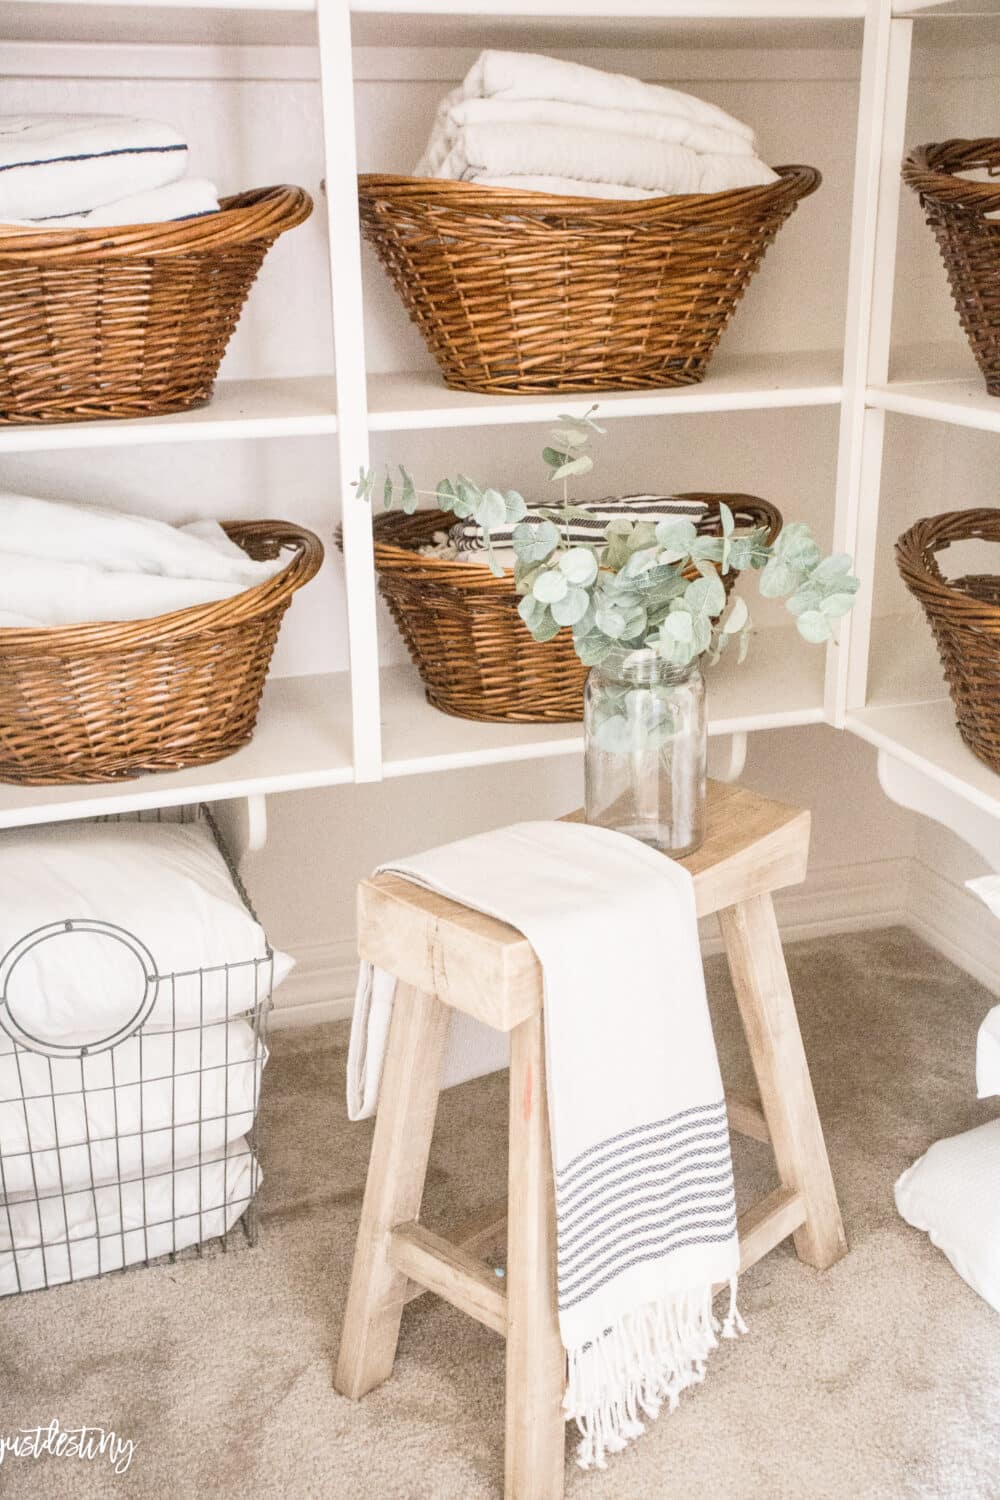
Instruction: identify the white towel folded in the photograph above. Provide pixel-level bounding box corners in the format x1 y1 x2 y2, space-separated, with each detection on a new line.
0 1020 265 1198
444 51 756 143
0 114 187 220
4 177 220 231
0 494 286 629
432 121 776 198
348 821 741 1470
0 1141 256 1296
417 96 759 178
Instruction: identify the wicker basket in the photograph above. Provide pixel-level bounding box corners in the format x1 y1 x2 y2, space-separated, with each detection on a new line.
0 521 324 785
0 186 312 424
896 508 1000 773
357 169 819 395
372 496 782 723
902 142 1000 396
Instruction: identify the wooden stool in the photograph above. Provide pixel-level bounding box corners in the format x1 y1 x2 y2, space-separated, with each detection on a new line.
335 780 847 1500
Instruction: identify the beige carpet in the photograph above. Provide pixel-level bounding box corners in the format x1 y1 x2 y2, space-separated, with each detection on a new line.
1 926 998 1499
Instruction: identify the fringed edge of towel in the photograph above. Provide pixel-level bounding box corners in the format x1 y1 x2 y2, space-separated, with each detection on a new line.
564 1277 747 1470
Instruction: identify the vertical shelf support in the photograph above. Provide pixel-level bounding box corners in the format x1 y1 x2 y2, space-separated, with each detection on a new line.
317 0 384 782
845 18 914 714
827 0 896 728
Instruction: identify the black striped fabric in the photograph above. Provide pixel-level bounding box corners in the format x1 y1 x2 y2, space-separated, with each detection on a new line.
449 494 707 553
555 1100 736 1311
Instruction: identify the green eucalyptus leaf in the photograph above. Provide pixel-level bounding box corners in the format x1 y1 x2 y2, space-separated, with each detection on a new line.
436 478 459 514
532 568 569 604
550 454 594 482
357 466 372 500
531 609 561 643
558 547 599 586
517 594 543 628
719 501 735 537
400 465 417 515
759 558 800 599
383 472 393 510
512 520 561 564
654 518 698 553
542 446 569 470
737 625 752 664
549 425 590 450
486 548 504 578
795 609 834 644
504 490 528 523
550 586 590 627
662 612 693 643
594 601 632 639
821 591 857 618
477 488 508 532
722 595 749 634
574 630 616 666
684 571 726 619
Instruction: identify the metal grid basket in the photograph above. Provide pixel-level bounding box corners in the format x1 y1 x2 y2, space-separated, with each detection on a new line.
0 805 274 1296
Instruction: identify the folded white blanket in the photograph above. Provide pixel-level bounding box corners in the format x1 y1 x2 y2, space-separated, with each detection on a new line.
0 114 187 220
0 1020 264 1197
434 122 777 198
443 51 756 142
5 177 219 231
0 1141 256 1295
469 176 669 201
416 97 758 178
0 493 285 628
348 821 741 1470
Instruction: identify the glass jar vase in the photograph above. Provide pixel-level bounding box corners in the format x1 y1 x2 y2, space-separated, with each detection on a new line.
584 650 707 857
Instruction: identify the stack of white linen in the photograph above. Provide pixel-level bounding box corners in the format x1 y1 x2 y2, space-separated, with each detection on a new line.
0 115 220 230
416 51 778 199
0 493 286 629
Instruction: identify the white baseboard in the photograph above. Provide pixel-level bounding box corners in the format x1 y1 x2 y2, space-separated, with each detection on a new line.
906 859 1000 1000
269 854 925 1028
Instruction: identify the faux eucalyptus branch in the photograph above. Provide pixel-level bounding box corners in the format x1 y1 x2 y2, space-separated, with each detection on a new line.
358 408 859 672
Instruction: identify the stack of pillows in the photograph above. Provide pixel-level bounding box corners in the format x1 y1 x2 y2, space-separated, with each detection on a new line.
0 817 292 1293
416 50 777 199
0 114 220 230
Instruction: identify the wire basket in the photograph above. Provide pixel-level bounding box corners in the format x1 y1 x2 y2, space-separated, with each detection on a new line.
0 186 312 423
0 520 324 786
0 806 273 1297
896 508 1000 774
370 495 783 723
903 141 1000 396
358 169 820 394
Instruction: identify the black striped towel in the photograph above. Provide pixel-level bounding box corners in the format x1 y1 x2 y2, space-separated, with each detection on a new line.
449 493 707 558
348 820 743 1469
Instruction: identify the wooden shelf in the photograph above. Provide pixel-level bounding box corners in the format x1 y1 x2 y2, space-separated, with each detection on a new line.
380 620 826 777
0 377 338 454
847 698 1000 821
368 351 844 433
868 344 1000 434
0 672 355 832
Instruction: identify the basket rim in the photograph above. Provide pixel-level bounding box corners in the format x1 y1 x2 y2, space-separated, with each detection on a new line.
902 140 1000 211
357 164 820 220
0 519 324 654
0 185 313 260
896 507 1000 624
369 494 783 590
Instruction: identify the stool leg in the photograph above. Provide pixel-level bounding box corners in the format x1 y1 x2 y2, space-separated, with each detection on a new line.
505 1009 565 1500
335 982 451 1399
718 893 848 1271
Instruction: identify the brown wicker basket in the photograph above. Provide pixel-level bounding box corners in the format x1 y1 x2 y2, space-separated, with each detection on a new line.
357 169 819 395
903 142 1000 396
372 495 782 723
0 186 312 424
896 508 1000 773
0 520 324 785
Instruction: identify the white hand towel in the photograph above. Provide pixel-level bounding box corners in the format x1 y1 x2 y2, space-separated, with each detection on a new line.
348 820 741 1470
5 177 219 230
0 1020 264 1197
0 1141 256 1296
0 114 187 220
445 51 755 143
436 122 777 198
417 96 759 177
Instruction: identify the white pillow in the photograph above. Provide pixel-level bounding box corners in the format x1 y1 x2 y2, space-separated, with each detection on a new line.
0 820 292 1050
895 1120 1000 1314
979 1007 1000 1099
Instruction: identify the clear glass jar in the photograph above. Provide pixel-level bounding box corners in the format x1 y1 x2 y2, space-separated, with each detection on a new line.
584 650 707 857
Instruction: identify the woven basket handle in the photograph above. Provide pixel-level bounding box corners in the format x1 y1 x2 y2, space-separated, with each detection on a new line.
903 140 1000 212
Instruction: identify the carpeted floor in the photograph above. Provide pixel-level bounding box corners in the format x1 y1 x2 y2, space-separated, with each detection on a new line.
1 926 998 1499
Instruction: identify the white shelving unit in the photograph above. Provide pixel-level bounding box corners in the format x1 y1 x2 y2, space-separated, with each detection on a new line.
1 0 998 855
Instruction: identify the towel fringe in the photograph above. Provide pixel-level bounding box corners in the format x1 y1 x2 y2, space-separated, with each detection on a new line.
564 1281 745 1470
